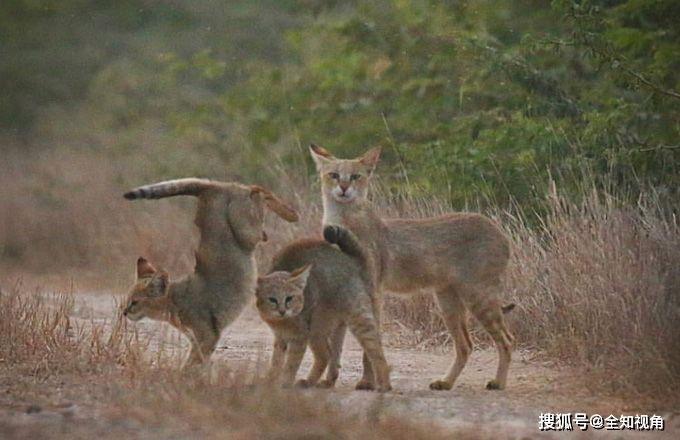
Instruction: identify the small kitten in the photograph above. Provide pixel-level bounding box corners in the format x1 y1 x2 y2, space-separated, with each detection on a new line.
256 225 391 391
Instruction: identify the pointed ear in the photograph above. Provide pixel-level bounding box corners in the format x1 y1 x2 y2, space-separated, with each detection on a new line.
137 257 157 279
250 185 299 222
358 147 381 174
309 143 335 170
150 270 169 296
288 264 312 290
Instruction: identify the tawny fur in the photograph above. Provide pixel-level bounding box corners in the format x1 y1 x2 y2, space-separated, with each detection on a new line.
256 226 391 392
310 144 515 391
122 178 298 366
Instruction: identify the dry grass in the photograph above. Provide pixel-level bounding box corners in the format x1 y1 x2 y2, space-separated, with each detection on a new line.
0 283 473 439
0 148 196 283
2 148 679 403
503 185 680 398
377 183 680 400
0 281 147 375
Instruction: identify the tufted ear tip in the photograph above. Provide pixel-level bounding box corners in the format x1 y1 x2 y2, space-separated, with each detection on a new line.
359 146 381 168
136 257 156 278
310 143 334 159
290 263 313 278
289 263 313 289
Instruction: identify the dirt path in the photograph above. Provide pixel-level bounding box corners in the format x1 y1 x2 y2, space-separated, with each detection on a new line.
61 292 676 438
2 291 678 438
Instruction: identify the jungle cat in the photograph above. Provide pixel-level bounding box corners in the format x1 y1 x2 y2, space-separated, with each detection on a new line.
122 178 298 366
256 225 391 392
310 144 515 391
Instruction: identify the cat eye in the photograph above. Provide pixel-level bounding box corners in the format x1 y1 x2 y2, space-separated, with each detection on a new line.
130 300 138 307
285 296 293 305
268 298 278 305
350 174 361 181
328 172 340 180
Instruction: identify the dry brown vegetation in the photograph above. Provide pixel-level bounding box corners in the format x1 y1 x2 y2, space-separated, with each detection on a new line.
0 283 471 439
382 183 680 401
0 148 195 282
1 149 679 406
3 2 679 436
504 186 680 398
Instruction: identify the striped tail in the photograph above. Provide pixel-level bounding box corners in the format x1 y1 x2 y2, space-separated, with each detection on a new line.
123 178 215 200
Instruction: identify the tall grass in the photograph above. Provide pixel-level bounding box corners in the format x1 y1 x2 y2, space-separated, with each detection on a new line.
1 148 679 401
381 182 680 399
0 283 463 439
0 148 197 282
504 185 680 396
0 281 148 375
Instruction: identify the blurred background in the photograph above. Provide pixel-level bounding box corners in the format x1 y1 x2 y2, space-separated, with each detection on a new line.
1 0 679 402
1 0 678 277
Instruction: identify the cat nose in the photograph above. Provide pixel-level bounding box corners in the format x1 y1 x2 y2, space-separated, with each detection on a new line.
278 310 285 317
339 183 350 193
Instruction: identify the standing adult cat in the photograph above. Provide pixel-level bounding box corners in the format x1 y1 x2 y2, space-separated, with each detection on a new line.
310 144 514 391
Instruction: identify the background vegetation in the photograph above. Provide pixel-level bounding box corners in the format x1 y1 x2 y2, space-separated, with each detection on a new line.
1 0 679 403
0 286 461 439
3 0 679 204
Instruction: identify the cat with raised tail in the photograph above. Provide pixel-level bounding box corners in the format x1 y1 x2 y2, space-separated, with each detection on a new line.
310 145 515 391
122 178 298 366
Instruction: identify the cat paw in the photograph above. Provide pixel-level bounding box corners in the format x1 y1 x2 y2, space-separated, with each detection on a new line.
323 225 342 244
355 379 375 391
429 380 453 391
316 379 336 389
485 380 504 390
295 379 313 389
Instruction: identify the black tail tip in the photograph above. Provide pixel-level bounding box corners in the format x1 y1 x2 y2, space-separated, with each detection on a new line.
501 303 516 314
323 225 342 244
123 191 137 200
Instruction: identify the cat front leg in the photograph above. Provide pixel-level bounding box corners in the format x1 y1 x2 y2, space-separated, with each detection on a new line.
281 338 307 388
266 337 287 382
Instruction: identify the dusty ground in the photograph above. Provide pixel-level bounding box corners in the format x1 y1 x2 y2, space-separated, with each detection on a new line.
1 291 678 438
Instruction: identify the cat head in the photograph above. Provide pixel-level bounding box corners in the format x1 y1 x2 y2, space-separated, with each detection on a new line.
309 144 381 205
255 264 312 321
123 257 171 322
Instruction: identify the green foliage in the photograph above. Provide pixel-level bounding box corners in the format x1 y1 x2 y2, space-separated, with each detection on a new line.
1 0 678 209
222 0 679 207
